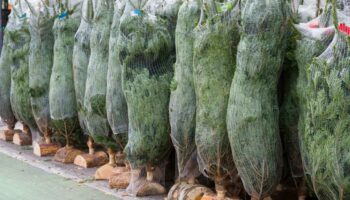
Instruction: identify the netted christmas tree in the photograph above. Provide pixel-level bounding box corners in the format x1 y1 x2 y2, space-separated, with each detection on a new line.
25 0 56 144
49 0 85 160
9 2 37 133
0 8 18 131
107 0 128 139
192 0 241 198
301 5 350 199
84 0 113 142
169 0 201 184
72 0 94 153
106 0 129 171
226 0 289 199
84 0 117 170
278 6 335 197
118 0 175 196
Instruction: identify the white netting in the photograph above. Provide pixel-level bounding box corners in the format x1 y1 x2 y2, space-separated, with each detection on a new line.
301 6 350 199
296 0 326 22
83 0 119 151
9 1 37 131
105 0 129 162
169 0 201 182
26 0 56 142
106 0 128 154
0 7 17 130
118 0 176 195
278 6 335 190
192 0 241 198
49 0 84 147
226 0 289 198
73 0 93 137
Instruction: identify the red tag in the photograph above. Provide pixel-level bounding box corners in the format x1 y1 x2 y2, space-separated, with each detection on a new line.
338 23 350 36
308 20 319 28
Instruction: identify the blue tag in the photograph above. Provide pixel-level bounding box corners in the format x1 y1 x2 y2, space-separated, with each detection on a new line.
19 13 27 19
131 9 142 17
58 10 68 20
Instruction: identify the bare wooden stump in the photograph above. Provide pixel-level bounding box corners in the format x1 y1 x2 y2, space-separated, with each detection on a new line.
202 193 241 200
128 168 166 197
135 180 167 197
0 129 20 141
109 166 131 189
33 141 61 157
168 182 213 200
94 163 116 180
74 151 108 168
167 182 183 200
13 132 32 146
54 146 83 164
180 184 213 200
94 148 117 180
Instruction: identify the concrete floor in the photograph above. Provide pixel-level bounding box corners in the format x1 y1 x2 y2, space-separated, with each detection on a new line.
0 152 118 200
0 139 163 200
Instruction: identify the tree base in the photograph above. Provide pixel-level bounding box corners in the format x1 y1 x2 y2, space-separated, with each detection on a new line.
0 129 20 141
109 166 131 189
13 132 32 146
130 179 167 197
74 151 108 168
54 146 83 164
33 141 61 157
202 193 240 200
94 163 116 180
168 182 213 200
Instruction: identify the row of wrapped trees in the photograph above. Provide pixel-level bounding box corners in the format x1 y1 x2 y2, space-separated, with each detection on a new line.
2 0 350 199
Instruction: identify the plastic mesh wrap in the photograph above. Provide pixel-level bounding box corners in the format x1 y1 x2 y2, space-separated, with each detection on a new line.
84 0 115 148
73 0 93 136
26 0 56 141
192 0 240 196
226 0 288 198
302 9 350 200
9 3 37 130
169 0 201 181
119 0 174 175
296 0 326 22
0 11 17 129
49 1 84 147
106 0 128 141
279 14 335 181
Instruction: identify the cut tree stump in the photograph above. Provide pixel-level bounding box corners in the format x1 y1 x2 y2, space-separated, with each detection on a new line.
167 182 183 200
54 146 83 164
0 129 21 141
109 166 131 189
94 163 116 180
13 132 32 146
168 182 212 200
74 151 108 168
134 179 167 197
33 141 61 157
180 184 213 200
201 192 241 200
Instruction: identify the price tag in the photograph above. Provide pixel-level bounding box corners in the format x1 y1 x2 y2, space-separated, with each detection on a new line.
19 13 27 19
339 23 350 36
58 10 68 20
131 9 142 17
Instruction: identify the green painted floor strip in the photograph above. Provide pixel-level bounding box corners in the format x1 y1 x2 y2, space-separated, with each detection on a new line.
0 153 118 200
